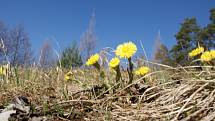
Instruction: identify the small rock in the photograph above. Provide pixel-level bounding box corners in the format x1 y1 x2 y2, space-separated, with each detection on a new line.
30 116 47 121
0 110 16 121
0 96 30 121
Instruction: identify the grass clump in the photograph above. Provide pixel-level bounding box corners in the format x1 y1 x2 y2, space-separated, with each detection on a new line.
0 41 215 120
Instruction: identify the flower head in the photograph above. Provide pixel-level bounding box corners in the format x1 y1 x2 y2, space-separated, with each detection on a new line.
188 47 204 57
210 50 215 59
0 65 7 76
115 41 137 59
109 57 120 69
0 67 6 76
64 71 74 81
86 53 99 66
134 66 150 76
200 51 212 62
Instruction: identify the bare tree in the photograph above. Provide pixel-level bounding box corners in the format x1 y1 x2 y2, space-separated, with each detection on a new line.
9 25 33 66
39 40 56 68
152 31 162 61
0 22 33 66
79 11 97 60
153 31 171 65
0 21 10 63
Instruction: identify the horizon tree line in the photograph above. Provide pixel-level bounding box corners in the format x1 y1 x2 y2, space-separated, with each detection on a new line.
0 8 215 68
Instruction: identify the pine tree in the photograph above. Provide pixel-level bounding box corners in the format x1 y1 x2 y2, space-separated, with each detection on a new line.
59 41 83 69
170 17 200 66
203 8 215 49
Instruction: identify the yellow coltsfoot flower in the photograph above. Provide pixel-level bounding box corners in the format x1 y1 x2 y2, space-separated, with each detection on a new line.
210 50 215 60
109 57 120 69
115 41 137 59
0 65 7 76
86 53 100 66
134 66 150 76
64 71 74 81
201 51 212 62
188 47 204 57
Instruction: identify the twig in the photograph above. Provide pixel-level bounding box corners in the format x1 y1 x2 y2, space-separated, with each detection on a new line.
181 89 215 121
200 110 215 121
173 83 209 120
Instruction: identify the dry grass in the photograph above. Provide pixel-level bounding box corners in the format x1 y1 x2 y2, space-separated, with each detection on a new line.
0 65 215 121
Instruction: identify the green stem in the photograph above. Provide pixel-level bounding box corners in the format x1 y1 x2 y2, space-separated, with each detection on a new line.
94 62 109 89
115 65 122 88
128 58 133 84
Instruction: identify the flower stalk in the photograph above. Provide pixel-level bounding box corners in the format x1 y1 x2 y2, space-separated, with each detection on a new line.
109 57 122 88
128 57 134 84
115 41 137 84
86 54 110 89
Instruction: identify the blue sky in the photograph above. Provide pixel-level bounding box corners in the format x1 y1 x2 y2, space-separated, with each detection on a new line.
0 0 214 58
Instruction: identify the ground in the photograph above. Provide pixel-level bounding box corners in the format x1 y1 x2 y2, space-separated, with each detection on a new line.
0 66 215 120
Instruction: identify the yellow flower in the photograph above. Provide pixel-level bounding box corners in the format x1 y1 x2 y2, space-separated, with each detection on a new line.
200 51 212 62
86 53 99 66
210 50 215 60
0 65 7 76
64 75 70 81
109 57 120 68
64 71 74 81
115 41 137 59
134 66 150 76
188 47 204 57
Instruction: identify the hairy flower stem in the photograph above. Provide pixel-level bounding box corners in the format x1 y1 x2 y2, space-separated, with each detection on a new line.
195 55 202 70
128 58 134 84
94 62 110 89
115 66 122 88
94 62 105 78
